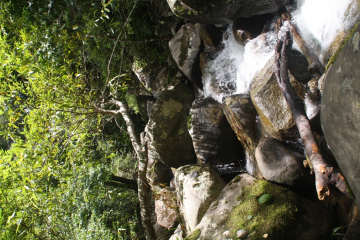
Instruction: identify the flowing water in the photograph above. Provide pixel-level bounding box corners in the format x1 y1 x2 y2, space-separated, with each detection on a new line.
200 0 359 174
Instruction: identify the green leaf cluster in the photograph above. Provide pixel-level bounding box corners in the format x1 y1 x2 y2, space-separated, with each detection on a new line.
0 0 176 238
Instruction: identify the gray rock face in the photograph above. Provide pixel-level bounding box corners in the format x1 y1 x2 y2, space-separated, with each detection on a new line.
222 94 260 177
155 187 178 229
187 174 334 240
132 64 173 96
166 0 287 24
146 80 196 168
321 26 360 208
288 49 312 84
189 98 245 176
169 23 202 88
255 137 305 185
173 164 226 233
250 58 305 141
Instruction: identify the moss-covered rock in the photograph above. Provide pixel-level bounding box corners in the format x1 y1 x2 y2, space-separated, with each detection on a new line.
187 174 334 240
146 80 196 169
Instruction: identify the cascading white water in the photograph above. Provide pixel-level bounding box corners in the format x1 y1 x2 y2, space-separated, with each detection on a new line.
202 26 277 103
202 0 359 103
201 0 359 175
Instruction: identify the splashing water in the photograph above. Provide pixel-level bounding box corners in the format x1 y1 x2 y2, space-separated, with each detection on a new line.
294 0 359 62
202 26 277 103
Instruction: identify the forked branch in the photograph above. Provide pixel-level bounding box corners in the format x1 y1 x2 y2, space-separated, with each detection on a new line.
274 26 350 200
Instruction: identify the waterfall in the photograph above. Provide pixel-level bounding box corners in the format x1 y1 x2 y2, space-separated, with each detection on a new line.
202 25 277 103
294 0 358 63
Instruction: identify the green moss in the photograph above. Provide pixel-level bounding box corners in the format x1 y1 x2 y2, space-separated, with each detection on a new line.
184 229 201 240
232 175 242 183
224 179 300 240
187 114 192 129
325 23 359 71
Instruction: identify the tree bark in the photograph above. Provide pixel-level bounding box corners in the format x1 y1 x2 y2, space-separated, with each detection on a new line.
95 100 156 240
274 27 350 200
104 175 138 192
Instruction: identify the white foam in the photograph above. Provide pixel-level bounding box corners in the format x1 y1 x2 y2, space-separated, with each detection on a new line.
202 27 276 102
294 0 359 62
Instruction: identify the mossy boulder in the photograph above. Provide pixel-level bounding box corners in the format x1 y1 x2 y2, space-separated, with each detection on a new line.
146 80 196 168
188 173 334 240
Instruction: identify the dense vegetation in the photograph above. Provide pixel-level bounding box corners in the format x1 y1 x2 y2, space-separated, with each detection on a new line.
0 0 176 239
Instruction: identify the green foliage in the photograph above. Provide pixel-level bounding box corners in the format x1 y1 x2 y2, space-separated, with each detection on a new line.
0 0 176 238
258 194 272 204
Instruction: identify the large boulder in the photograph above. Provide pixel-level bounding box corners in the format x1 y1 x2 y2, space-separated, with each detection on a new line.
146 80 196 169
250 58 305 141
155 187 178 229
173 164 226 233
189 97 245 178
222 94 260 177
166 0 287 24
169 23 202 88
321 25 360 208
186 174 334 240
255 137 305 185
132 63 176 97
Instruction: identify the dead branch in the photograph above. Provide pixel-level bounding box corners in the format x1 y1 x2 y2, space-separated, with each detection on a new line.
274 26 350 200
278 7 325 78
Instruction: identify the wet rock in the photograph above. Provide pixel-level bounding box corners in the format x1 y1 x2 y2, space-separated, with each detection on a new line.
288 49 312 84
233 13 276 43
250 58 305 141
187 174 334 239
255 137 305 185
304 78 322 135
321 26 360 208
200 24 223 48
155 187 178 229
146 80 196 168
169 23 202 88
222 94 260 177
173 164 226 233
189 98 245 177
166 0 287 24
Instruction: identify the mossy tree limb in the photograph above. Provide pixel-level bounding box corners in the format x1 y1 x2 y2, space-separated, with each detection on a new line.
274 27 351 200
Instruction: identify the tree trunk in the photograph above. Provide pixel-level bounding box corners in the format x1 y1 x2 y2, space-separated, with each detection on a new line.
274 26 350 200
104 175 138 192
95 100 156 240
